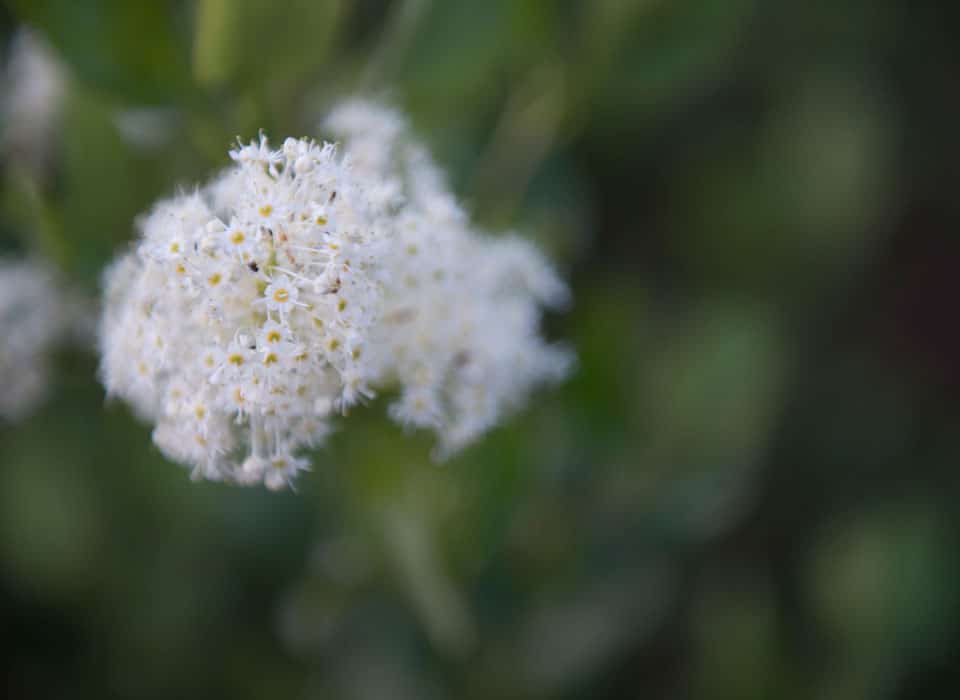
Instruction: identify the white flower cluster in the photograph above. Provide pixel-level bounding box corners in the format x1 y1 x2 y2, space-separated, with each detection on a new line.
0 259 68 421
100 100 571 489
326 101 573 457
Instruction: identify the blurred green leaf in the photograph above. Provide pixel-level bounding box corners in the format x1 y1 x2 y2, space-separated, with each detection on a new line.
665 74 894 300
11 0 191 103
57 88 152 283
638 302 785 497
810 504 959 683
692 574 805 700
588 0 756 134
193 0 343 90
401 0 512 106
1 165 68 268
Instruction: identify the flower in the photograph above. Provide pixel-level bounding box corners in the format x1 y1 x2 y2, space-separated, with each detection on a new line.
99 100 572 489
0 259 71 421
2 29 66 175
326 100 574 458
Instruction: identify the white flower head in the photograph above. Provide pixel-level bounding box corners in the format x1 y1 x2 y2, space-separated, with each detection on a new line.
99 100 572 489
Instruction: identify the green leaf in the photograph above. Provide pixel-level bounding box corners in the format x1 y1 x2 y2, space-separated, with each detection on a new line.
193 0 343 89
11 0 192 103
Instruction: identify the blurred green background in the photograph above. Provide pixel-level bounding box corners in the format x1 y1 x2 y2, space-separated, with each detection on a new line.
2 1 959 698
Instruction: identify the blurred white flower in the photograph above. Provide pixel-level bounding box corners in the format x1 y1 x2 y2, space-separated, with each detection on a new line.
99 101 572 489
2 29 66 174
0 259 69 421
113 107 179 149
327 100 573 458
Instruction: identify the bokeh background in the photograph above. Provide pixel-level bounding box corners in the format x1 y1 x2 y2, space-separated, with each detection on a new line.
2 1 959 698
